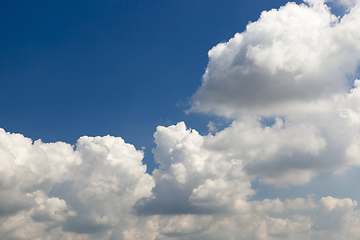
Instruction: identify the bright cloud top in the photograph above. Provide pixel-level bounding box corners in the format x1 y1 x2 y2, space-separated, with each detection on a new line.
190 0 360 117
2 0 360 239
0 130 154 239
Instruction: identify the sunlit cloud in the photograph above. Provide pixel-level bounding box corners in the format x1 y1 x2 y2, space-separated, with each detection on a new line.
2 0 360 239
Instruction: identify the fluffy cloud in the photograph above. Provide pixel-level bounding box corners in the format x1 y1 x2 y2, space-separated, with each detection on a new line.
132 120 359 239
185 0 360 187
311 196 360 240
134 122 254 215
0 121 334 239
2 112 360 240
2 0 360 239
0 129 154 239
131 0 360 238
189 0 360 117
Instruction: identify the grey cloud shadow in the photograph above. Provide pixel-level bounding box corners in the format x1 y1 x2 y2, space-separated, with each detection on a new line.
0 191 35 218
62 216 112 234
133 179 228 216
244 150 343 179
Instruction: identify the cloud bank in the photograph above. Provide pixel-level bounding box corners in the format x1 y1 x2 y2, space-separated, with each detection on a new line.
2 0 360 239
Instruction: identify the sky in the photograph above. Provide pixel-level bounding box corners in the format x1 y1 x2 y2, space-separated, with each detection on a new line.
1 0 360 239
0 0 304 172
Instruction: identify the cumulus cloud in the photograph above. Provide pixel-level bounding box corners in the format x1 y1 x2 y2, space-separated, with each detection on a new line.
131 119 359 239
134 122 254 215
184 0 360 187
131 0 360 238
189 0 360 117
2 0 360 239
2 120 360 238
0 129 154 239
311 196 360 240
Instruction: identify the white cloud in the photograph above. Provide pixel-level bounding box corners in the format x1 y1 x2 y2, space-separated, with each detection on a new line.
2 0 360 239
2 121 360 238
128 0 360 237
311 196 360 240
204 117 328 186
252 196 317 213
0 129 154 239
134 122 254 216
189 0 360 117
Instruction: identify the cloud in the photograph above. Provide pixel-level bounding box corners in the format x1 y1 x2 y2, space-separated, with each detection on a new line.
2 114 360 238
311 196 360 240
131 0 360 238
189 0 360 117
0 129 154 239
134 122 257 216
326 0 358 10
252 196 317 213
184 0 360 187
204 117 328 186
2 0 360 239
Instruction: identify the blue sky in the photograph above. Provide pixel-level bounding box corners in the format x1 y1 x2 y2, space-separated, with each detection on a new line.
2 0 360 239
0 0 302 171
